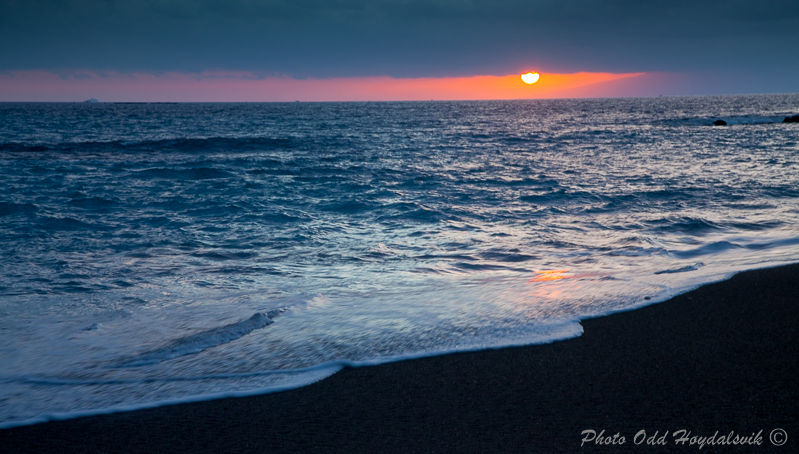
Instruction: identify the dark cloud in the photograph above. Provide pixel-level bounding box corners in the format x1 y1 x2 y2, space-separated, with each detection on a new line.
1 0 797 90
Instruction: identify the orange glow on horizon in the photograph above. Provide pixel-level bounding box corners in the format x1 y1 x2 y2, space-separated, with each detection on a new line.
0 70 646 102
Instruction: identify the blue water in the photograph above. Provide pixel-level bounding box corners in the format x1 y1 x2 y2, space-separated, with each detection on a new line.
1 95 799 426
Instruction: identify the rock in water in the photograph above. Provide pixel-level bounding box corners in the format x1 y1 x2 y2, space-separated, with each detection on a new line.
713 119 727 126
783 115 799 123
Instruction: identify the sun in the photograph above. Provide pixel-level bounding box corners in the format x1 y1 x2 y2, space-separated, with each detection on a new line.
521 72 540 84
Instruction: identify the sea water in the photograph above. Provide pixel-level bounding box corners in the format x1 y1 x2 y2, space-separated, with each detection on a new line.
1 95 798 426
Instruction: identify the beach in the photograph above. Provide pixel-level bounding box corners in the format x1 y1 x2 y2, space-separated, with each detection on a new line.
2 0 799 450
2 263 796 452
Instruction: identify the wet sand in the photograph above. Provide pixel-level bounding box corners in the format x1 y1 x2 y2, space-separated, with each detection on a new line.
2 264 797 452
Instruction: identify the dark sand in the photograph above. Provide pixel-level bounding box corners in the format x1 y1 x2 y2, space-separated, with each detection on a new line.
2 264 797 453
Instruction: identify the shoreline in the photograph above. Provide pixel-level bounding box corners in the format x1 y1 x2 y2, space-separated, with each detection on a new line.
2 263 797 452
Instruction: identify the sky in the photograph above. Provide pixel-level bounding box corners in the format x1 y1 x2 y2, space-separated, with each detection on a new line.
1 0 798 101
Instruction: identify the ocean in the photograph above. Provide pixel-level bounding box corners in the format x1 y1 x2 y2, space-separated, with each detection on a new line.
1 95 798 427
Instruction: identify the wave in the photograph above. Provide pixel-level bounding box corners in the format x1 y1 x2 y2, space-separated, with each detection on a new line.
131 167 233 180
114 309 286 368
190 250 259 261
662 115 789 127
519 189 601 205
67 197 116 210
670 241 743 259
35 216 113 231
654 262 705 275
0 202 38 217
0 136 296 154
648 216 721 234
0 318 583 430
0 363 341 430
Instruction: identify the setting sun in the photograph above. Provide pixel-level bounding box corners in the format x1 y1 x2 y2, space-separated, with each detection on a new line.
521 72 540 84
